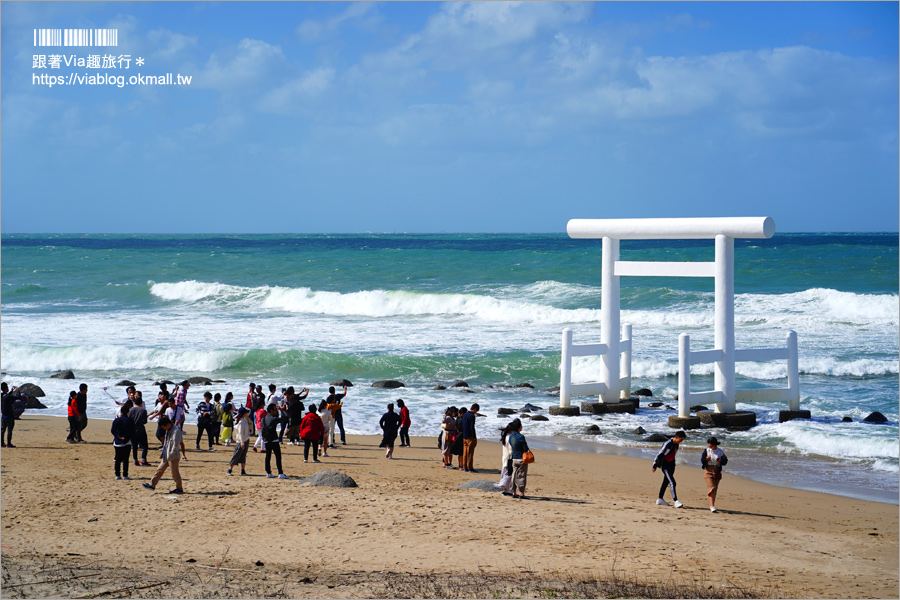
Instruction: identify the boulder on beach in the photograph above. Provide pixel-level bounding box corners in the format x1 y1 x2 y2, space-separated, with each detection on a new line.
841 416 853 423
18 383 46 398
153 380 176 386
50 370 75 379
644 433 669 442
583 424 602 435
863 412 888 424
545 385 560 392
648 402 664 408
690 405 709 413
330 379 354 387
497 408 516 415
433 385 447 391
372 380 405 389
115 380 136 387
186 376 213 386
522 403 542 411
458 480 503 493
451 381 469 388
298 470 357 488
633 426 646 435
530 415 549 422
634 388 653 397
458 388 476 394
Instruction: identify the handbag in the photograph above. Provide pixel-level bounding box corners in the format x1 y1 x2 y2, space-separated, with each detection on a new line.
522 450 535 465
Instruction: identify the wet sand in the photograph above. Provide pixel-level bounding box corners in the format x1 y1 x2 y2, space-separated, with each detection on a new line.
1 415 897 598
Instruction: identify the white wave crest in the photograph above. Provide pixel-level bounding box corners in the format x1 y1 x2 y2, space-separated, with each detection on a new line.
150 280 605 325
0 343 245 372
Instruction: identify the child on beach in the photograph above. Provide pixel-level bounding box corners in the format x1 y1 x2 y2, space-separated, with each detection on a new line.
221 399 234 446
253 405 267 453
652 431 686 508
701 436 728 512
318 400 333 457
227 407 250 476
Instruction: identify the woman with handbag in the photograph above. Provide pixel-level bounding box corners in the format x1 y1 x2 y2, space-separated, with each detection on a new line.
507 420 532 499
497 419 520 496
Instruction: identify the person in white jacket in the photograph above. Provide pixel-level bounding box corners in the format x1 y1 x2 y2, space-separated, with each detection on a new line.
495 419 521 496
227 407 251 476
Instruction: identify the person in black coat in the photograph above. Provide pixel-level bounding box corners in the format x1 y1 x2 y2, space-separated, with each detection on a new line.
378 402 402 459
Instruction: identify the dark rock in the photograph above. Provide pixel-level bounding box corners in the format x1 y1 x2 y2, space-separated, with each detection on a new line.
17 383 46 397
50 370 75 379
451 381 469 388
153 380 176 386
433 385 447 390
519 407 532 412
186 376 213 385
520 414 532 419
633 388 653 397
372 380 405 389
522 403 542 411
22 396 47 409
648 402 664 408
863 411 888 424
633 426 646 435
690 405 709 412
497 408 516 415
330 379 354 387
299 470 358 488
530 415 549 422
545 386 560 393
514 383 534 389
211 379 227 384
458 480 503 493
665 405 675 410
115 380 136 387
841 416 853 423
644 433 669 442
458 388 476 393
583 424 602 435
255 561 265 567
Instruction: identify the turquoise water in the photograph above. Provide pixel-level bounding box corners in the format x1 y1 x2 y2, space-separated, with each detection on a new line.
2 233 898 502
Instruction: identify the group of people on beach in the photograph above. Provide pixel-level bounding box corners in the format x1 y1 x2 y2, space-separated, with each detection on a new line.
63 380 356 493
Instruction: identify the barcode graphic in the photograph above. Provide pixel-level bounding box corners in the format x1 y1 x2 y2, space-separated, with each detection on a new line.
33 29 118 47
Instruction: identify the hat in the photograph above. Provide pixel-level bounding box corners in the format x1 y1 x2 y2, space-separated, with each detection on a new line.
707 436 719 446
237 406 249 416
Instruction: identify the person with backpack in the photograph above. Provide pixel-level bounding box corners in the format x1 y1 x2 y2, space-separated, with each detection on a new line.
261 403 288 479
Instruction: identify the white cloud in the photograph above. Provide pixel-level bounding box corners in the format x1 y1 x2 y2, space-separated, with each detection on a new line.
257 67 336 115
147 28 198 62
194 38 286 91
296 2 378 43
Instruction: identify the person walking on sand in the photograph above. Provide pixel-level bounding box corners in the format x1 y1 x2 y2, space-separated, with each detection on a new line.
75 383 89 442
143 415 186 494
652 430 686 508
299 403 325 463
397 399 411 447
379 402 402 459
506 419 530 499
461 403 480 473
701 436 728 512
195 391 215 451
227 407 251 476
111 400 134 480
440 406 458 469
326 384 349 445
129 396 150 466
66 390 81 444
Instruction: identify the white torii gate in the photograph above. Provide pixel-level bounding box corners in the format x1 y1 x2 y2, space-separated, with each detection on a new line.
559 216 801 425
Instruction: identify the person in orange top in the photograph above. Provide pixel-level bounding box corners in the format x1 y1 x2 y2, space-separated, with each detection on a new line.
66 390 81 443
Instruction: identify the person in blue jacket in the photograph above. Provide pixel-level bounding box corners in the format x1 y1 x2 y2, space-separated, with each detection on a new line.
652 431 686 508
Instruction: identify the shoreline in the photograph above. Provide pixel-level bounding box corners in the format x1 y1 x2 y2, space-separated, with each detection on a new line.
0 415 897 598
527 435 900 505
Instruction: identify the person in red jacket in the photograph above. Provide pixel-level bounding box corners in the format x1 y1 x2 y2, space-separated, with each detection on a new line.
299 404 325 464
397 399 411 447
66 390 81 443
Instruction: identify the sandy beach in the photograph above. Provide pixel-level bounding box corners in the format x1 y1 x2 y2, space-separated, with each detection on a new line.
1 414 897 598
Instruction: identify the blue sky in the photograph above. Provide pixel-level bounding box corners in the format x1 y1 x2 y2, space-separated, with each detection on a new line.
2 1 897 233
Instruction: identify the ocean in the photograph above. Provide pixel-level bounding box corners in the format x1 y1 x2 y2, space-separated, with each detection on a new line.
2 233 897 503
